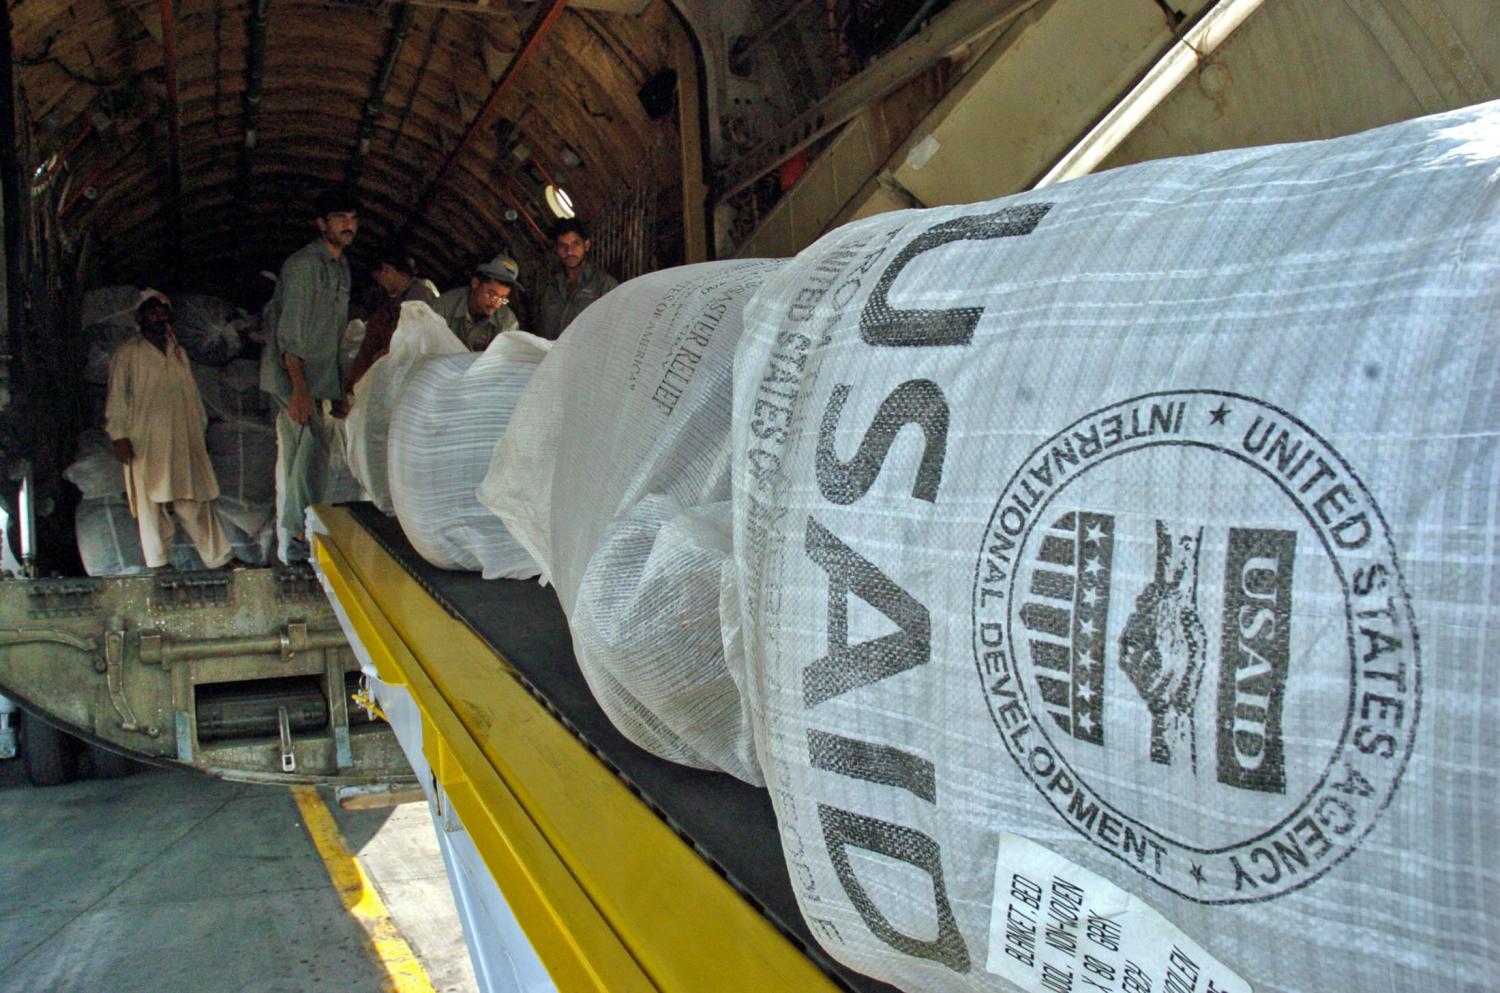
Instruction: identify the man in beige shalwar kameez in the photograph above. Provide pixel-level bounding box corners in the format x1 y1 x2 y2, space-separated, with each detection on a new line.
105 290 233 570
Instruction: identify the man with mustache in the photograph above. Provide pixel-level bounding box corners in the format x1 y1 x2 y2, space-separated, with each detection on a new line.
260 188 357 562
538 219 617 340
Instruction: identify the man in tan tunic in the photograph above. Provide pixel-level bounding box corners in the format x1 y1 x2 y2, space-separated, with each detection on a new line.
105 290 233 570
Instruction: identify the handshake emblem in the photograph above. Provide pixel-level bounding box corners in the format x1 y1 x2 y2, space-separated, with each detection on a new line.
1118 522 1208 771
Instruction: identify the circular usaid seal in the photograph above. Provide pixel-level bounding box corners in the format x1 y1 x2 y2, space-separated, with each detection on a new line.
970 390 1420 904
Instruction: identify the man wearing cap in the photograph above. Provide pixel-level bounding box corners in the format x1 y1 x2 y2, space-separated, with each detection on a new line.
432 256 521 352
106 290 234 571
260 188 357 560
539 219 617 340
345 243 439 392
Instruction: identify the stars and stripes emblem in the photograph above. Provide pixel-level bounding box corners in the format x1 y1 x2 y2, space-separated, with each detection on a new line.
1019 512 1113 745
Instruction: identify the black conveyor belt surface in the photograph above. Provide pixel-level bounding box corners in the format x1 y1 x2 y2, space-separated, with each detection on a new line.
345 503 899 993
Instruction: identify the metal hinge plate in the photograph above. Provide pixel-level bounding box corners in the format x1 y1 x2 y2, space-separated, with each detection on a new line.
25 579 102 618
151 574 233 610
274 567 322 602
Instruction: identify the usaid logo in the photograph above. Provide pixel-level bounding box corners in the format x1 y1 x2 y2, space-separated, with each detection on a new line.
972 391 1420 904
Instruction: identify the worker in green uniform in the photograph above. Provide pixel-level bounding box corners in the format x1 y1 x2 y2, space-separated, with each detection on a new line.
538 219 618 340
432 256 521 351
259 188 357 562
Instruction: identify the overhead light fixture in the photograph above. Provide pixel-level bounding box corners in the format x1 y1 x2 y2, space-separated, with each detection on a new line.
30 154 57 188
545 184 575 219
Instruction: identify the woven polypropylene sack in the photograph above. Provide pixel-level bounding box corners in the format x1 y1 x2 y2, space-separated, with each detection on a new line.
481 260 783 783
77 492 266 573
64 430 125 500
84 324 138 385
207 420 276 536
388 332 548 579
172 293 247 367
197 359 273 426
323 419 365 505
343 302 466 512
732 103 1500 993
75 497 148 576
214 513 274 567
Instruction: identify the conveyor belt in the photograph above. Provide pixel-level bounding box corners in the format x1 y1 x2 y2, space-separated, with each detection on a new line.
344 502 899 993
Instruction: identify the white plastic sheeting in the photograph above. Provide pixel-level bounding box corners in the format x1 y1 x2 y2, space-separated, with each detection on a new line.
75 497 151 576
172 293 251 367
83 324 138 385
75 495 271 575
198 357 278 563
196 359 272 426
323 418 367 506
84 291 252 383
481 260 783 785
388 333 548 579
731 102 1500 993
218 514 275 566
207 420 277 538
344 302 467 513
63 429 124 500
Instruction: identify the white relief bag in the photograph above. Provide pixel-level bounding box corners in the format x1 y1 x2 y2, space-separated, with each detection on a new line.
206 419 277 538
75 496 150 576
732 102 1500 993
64 430 126 500
343 301 467 513
387 332 548 579
196 359 273 427
171 293 250 367
480 260 784 784
83 324 138 386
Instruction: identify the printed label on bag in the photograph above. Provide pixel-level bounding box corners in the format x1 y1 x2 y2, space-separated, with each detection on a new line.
972 391 1420 903
987 833 1251 993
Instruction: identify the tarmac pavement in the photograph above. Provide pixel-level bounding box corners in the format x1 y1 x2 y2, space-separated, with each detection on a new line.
0 760 478 993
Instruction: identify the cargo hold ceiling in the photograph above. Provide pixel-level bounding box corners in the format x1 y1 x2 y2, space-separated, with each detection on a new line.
10 0 687 294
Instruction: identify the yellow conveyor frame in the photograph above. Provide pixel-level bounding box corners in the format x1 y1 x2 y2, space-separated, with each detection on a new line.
312 505 841 993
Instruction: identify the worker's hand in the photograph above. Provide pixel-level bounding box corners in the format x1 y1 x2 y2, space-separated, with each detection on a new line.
331 395 351 419
112 438 135 464
287 385 314 426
